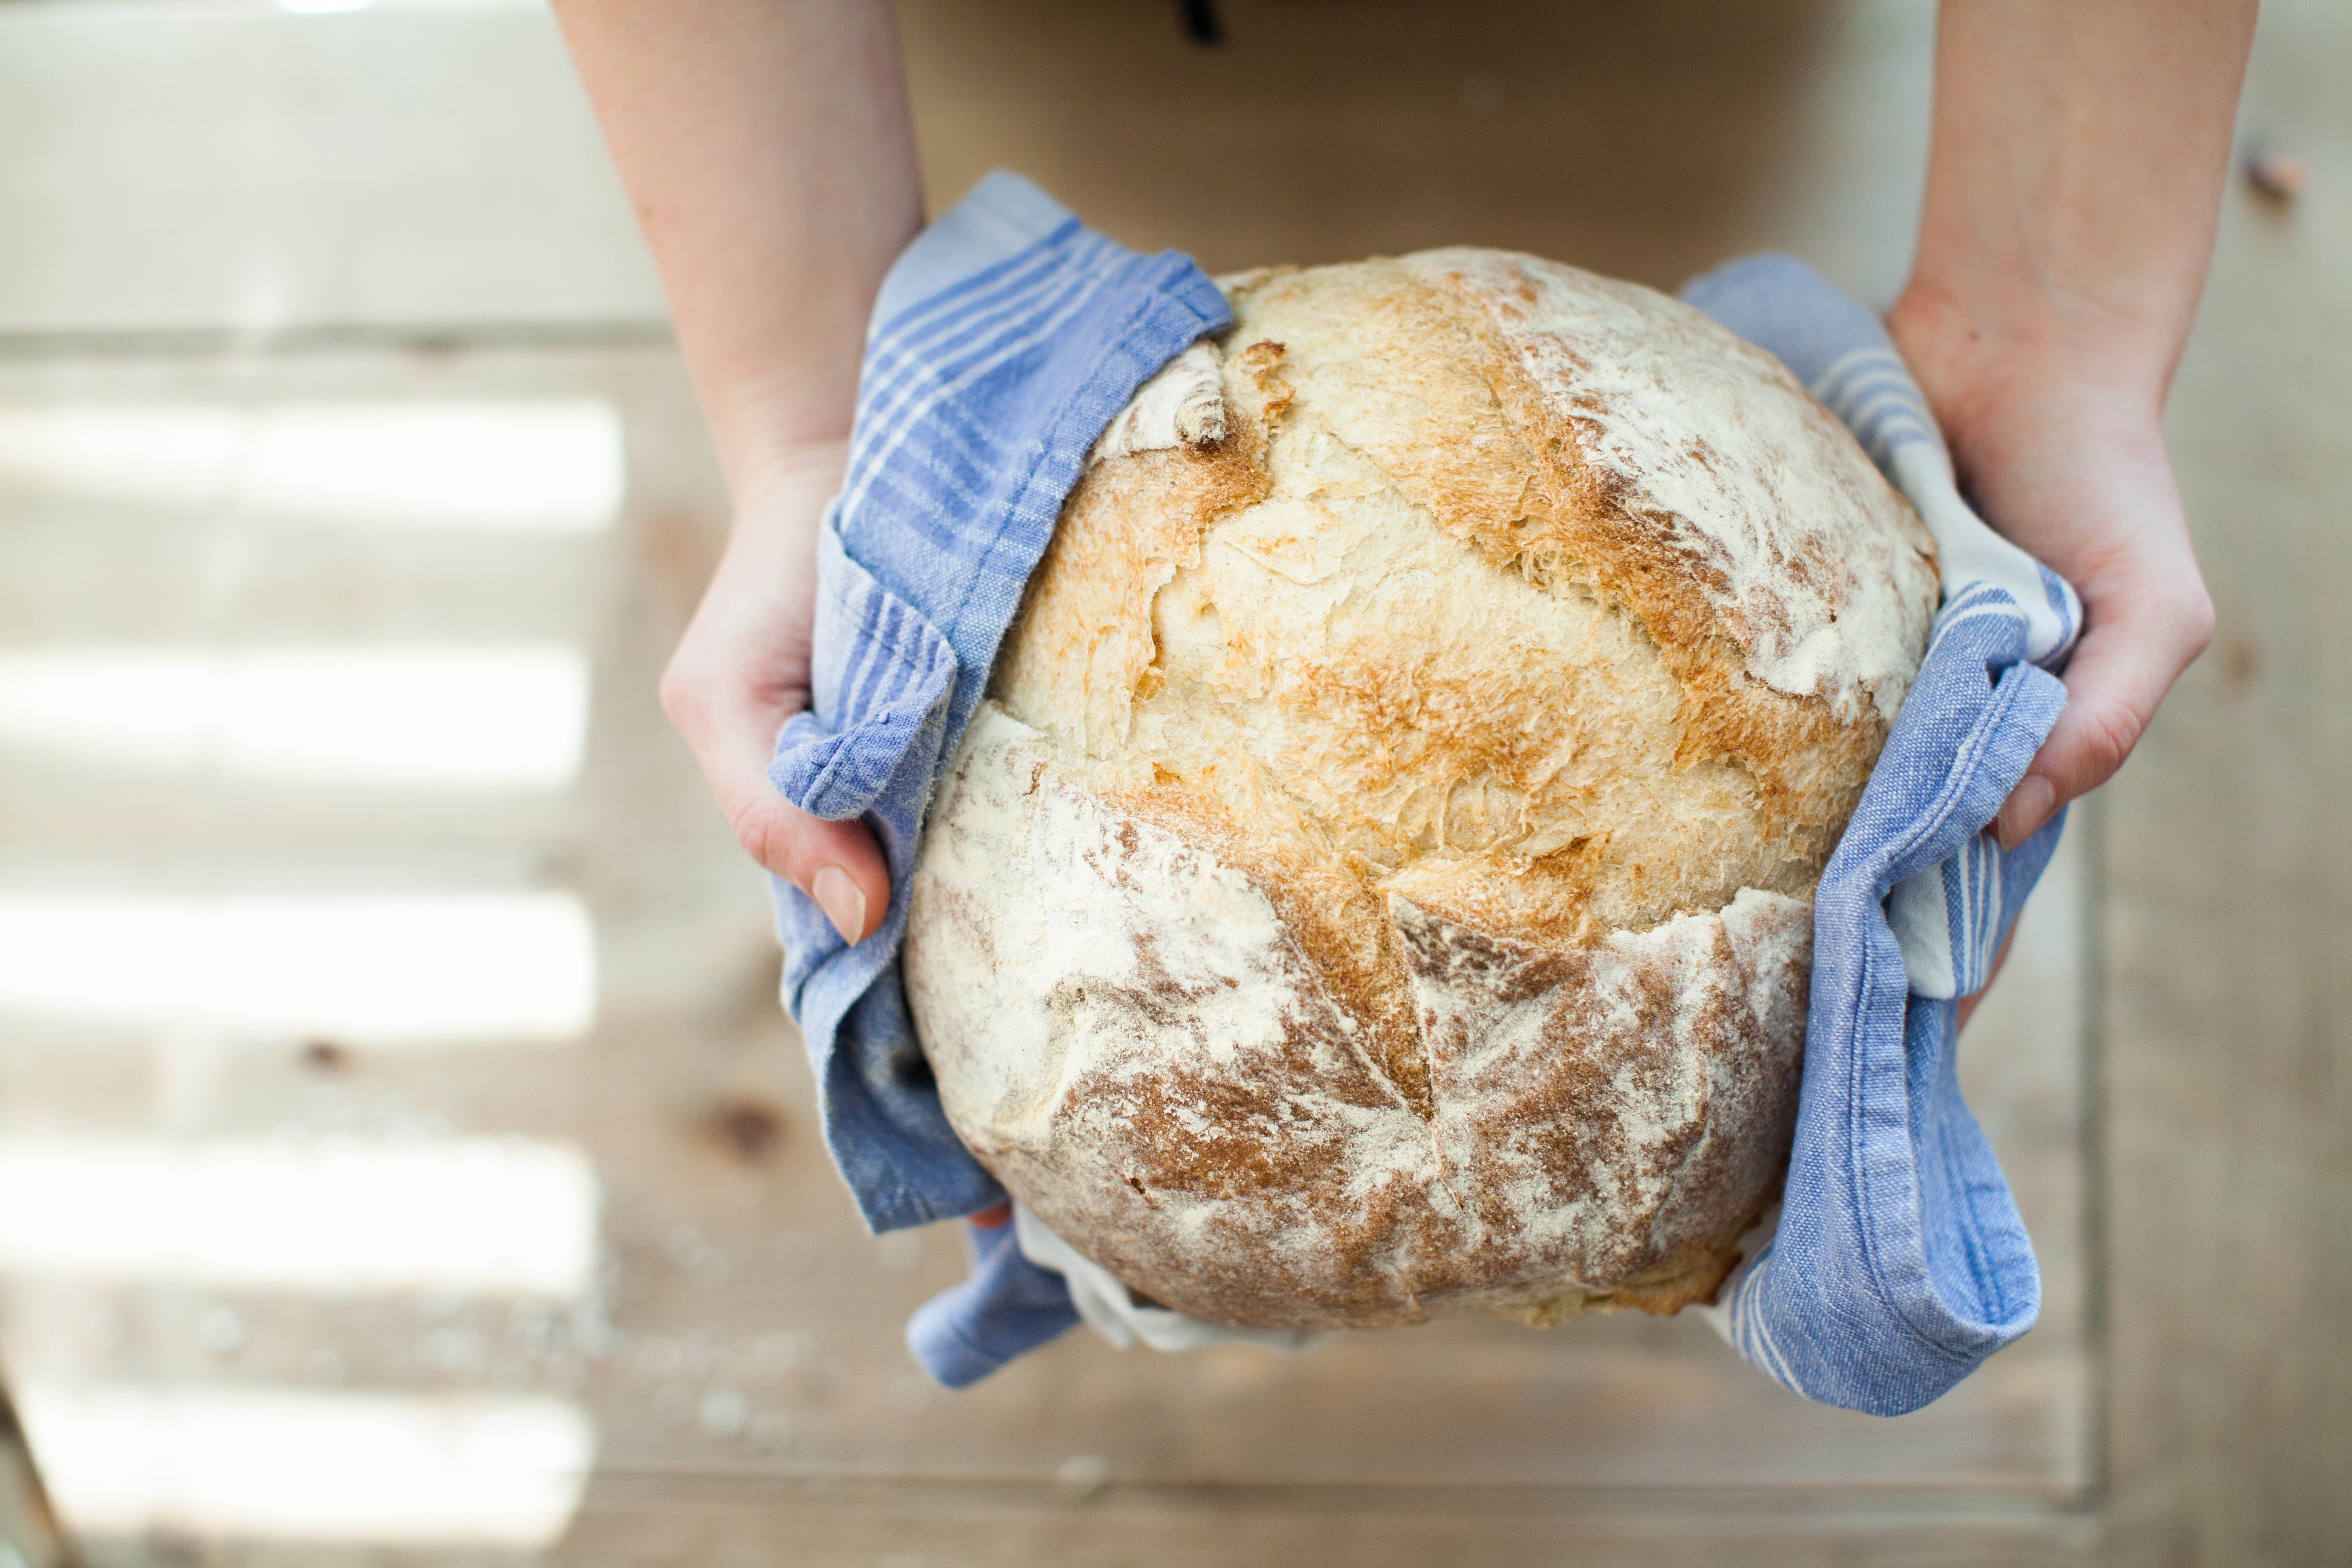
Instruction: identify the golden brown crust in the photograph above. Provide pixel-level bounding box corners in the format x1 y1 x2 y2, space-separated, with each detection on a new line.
905 718 1809 1328
909 250 1936 1331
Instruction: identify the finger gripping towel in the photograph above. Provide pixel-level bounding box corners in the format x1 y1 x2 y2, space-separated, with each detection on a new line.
764 170 1231 1245
770 172 2081 1415
1678 255 2079 1415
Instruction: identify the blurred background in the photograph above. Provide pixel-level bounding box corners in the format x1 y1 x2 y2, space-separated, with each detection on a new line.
0 1 2340 1564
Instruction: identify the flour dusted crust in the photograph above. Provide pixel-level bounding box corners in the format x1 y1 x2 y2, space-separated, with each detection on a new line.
903 252 1937 1329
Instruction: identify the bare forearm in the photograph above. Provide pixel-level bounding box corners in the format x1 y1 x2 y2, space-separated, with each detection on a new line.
1898 0 2257 412
549 0 918 940
1889 0 2254 873
552 0 921 500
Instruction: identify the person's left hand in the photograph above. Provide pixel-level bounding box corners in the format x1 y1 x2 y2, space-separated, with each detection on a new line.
1889 292 2215 1031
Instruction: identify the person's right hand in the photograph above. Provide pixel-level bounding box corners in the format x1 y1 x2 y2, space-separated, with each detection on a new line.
659 438 890 945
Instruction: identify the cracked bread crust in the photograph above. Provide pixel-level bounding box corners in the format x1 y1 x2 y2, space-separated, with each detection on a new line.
903 251 1934 1329
909 709 1810 1328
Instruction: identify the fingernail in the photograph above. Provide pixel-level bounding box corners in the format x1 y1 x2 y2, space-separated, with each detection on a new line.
811 865 867 944
1995 774 2056 852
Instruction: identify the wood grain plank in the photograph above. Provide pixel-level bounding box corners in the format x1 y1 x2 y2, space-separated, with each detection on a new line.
2100 7 2352 1558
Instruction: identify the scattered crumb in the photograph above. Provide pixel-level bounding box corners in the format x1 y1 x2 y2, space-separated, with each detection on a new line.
1053 1452 1112 1498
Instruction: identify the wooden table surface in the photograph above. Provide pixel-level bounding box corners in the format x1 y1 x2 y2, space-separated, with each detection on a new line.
0 2 2340 1563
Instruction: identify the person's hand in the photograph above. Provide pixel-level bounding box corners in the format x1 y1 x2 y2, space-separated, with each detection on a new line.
1889 293 2215 854
1884 0 2250 1028
553 0 919 947
1890 291 2215 1031
659 438 890 945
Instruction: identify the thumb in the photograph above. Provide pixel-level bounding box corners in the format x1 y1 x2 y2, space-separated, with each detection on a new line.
724 774 892 946
667 678 892 946
1993 574 2212 850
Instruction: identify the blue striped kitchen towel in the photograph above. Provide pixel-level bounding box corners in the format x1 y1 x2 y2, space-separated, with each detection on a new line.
1679 255 2080 1415
771 170 2082 1412
763 170 1230 1266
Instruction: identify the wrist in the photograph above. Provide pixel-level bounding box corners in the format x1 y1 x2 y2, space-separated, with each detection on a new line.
726 431 851 529
1886 280 2168 460
695 344 864 510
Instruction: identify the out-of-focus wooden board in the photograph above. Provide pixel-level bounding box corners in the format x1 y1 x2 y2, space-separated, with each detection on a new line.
895 0 1936 302
560 1479 2100 1568
2101 3 2352 1563
0 1 663 340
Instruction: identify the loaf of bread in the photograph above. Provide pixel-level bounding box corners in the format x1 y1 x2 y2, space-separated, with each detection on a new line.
903 250 1939 1330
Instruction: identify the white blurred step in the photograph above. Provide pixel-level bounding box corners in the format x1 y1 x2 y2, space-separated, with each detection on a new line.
0 0 666 340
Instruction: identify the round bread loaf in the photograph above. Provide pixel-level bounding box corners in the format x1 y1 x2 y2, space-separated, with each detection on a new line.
904 250 1939 1330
